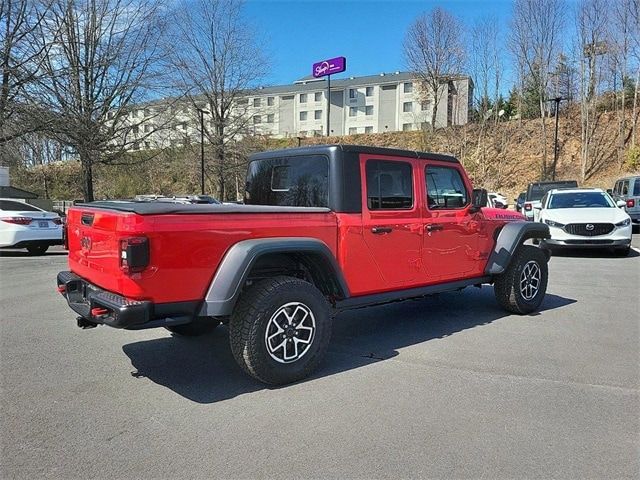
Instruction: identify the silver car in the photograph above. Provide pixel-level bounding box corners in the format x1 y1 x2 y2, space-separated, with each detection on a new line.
612 176 640 230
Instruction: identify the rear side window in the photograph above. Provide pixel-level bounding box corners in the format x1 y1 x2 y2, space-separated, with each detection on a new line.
621 180 629 196
244 155 329 207
0 200 41 211
426 166 468 209
633 179 640 196
366 160 413 210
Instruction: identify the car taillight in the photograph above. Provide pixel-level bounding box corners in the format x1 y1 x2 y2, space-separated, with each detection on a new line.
627 199 635 208
52 217 63 225
524 203 532 211
1 216 32 225
120 236 149 274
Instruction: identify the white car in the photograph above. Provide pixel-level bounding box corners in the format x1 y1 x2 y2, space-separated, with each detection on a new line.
487 192 508 208
536 188 632 256
0 199 63 255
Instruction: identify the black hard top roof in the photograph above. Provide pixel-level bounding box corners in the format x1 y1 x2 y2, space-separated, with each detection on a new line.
249 144 459 164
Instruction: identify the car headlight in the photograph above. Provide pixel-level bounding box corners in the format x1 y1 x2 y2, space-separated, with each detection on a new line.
544 219 565 228
615 218 631 227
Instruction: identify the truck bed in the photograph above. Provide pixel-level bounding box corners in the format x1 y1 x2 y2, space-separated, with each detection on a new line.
82 201 331 215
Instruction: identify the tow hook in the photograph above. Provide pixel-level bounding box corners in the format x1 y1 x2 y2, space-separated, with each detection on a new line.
77 316 98 329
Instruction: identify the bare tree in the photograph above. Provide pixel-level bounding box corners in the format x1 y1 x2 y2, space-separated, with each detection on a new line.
167 0 267 201
404 7 465 130
32 0 166 201
0 0 51 146
576 0 610 181
509 0 565 179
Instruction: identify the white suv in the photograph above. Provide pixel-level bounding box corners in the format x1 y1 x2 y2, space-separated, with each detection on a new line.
0 199 63 255
536 188 632 256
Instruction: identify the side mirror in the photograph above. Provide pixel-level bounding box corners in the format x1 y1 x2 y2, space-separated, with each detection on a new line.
617 200 626 208
494 201 505 209
470 188 488 213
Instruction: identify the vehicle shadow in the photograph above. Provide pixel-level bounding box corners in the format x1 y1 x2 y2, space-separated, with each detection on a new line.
0 249 67 257
122 287 575 404
550 248 639 259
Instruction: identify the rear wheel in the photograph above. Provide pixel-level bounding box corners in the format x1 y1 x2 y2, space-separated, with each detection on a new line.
26 245 48 256
229 276 331 385
494 245 548 314
165 318 220 336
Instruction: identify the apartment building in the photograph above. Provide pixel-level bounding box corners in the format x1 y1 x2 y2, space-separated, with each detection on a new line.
128 71 473 149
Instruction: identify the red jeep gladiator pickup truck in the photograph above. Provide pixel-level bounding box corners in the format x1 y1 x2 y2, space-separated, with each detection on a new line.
57 145 550 384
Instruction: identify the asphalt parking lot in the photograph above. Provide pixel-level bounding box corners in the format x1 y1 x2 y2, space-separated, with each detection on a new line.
1 238 639 479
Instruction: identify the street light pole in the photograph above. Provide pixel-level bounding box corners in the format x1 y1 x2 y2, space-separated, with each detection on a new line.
197 108 210 195
547 97 563 181
326 74 331 137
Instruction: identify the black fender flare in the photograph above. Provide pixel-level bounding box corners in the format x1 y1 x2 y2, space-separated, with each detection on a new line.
485 222 550 275
198 237 349 317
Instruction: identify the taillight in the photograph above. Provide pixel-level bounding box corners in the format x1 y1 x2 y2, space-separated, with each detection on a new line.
120 236 149 274
1 216 32 225
627 199 635 208
524 203 532 211
52 217 63 225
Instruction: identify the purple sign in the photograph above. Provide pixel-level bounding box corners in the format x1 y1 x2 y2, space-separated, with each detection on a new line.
312 56 346 78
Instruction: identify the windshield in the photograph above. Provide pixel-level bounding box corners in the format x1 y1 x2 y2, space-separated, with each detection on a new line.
548 191 614 209
528 181 578 201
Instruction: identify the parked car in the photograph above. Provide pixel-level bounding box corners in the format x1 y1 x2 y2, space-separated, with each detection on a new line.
523 180 579 220
488 192 508 209
611 175 640 230
515 192 526 212
535 188 632 256
0 199 63 255
57 145 550 385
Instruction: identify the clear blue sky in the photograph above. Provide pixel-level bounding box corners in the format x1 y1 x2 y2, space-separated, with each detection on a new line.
244 0 514 86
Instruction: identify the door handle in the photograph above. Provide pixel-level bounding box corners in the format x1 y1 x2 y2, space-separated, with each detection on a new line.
426 224 444 232
371 226 393 234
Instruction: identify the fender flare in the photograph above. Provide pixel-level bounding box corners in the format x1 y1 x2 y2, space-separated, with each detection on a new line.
485 221 550 275
198 237 349 317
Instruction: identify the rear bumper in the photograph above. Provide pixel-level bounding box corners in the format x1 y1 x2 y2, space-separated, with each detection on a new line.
56 271 199 329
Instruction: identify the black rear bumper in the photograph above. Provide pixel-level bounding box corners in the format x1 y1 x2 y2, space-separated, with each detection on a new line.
56 271 198 330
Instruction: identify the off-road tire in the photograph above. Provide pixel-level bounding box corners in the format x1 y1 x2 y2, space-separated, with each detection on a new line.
27 245 48 255
165 318 220 336
229 276 331 385
494 245 548 314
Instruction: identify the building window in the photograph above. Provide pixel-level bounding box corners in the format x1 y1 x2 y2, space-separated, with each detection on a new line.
144 124 151 133
402 123 412 131
300 93 307 103
267 96 274 106
253 98 261 107
181 123 187 131
314 110 322 120
267 114 274 123
404 82 413 93
253 115 261 124
349 106 357 117
366 86 374 97
403 102 413 113
365 105 373 116
365 126 373 134
314 92 322 102
349 88 356 99
421 100 432 111
299 130 307 136
349 127 357 135
144 141 150 149
237 98 248 106
133 142 140 150
144 108 151 117
132 125 139 134
300 111 307 121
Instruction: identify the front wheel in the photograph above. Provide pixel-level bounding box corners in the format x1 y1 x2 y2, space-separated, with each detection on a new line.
494 245 549 314
229 276 331 385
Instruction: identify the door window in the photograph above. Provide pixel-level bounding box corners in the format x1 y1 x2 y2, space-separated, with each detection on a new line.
366 160 413 210
425 166 469 209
